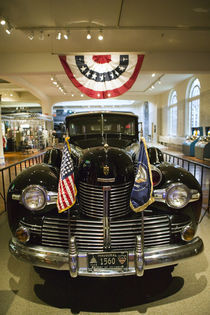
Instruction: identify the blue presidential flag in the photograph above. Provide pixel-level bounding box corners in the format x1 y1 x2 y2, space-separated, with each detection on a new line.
130 138 155 212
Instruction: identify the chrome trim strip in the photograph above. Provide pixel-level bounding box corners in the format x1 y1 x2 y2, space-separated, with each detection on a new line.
97 178 116 183
46 191 58 204
9 236 203 277
12 194 21 201
103 186 111 250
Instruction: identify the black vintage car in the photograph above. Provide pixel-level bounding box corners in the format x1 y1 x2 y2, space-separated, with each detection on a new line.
7 111 204 277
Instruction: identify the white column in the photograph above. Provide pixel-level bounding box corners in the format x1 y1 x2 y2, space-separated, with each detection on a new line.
0 97 5 165
41 101 54 131
42 102 53 116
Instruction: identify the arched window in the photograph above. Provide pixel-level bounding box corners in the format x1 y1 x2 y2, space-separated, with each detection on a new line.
188 78 200 129
168 90 177 136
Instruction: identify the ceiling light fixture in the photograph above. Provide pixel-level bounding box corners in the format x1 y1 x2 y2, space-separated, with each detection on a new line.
0 17 6 25
56 31 62 40
86 30 91 40
63 30 69 40
98 30 103 41
39 30 44 40
5 24 13 35
152 73 156 77
28 31 34 40
50 75 67 94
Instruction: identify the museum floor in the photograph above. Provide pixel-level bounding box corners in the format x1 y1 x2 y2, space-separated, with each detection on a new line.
0 209 209 315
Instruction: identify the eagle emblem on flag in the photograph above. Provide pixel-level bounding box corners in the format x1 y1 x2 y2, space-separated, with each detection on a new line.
130 138 155 212
59 53 144 99
57 137 77 213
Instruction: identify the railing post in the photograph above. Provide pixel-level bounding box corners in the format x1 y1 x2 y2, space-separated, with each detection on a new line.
1 171 7 211
8 168 12 183
200 166 204 189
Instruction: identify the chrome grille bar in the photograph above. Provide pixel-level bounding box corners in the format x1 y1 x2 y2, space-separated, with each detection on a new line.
19 220 42 234
79 181 132 218
40 214 172 251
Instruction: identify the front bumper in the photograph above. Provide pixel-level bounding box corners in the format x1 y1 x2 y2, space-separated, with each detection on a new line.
9 236 204 277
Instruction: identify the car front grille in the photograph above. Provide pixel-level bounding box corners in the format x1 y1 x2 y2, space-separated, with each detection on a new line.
79 181 132 219
41 214 172 252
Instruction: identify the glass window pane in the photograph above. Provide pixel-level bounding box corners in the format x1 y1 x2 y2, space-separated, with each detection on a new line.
189 78 200 129
168 90 177 135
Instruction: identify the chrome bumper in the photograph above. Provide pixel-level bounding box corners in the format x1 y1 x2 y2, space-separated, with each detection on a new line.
9 236 204 277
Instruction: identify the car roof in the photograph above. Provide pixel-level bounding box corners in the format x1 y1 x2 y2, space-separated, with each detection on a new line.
66 111 138 119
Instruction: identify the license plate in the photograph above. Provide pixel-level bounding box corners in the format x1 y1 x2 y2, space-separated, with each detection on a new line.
87 252 128 270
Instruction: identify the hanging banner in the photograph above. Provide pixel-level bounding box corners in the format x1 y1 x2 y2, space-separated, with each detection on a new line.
59 53 144 99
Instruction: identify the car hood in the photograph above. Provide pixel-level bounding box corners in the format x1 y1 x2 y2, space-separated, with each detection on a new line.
76 145 134 185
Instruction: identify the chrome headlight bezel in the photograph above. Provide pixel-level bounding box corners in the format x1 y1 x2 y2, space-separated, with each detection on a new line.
21 185 47 211
165 183 190 209
154 182 200 209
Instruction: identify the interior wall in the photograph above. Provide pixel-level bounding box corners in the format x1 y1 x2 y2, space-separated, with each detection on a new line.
156 74 210 149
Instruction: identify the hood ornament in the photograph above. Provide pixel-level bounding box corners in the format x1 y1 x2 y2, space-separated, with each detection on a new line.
104 143 109 150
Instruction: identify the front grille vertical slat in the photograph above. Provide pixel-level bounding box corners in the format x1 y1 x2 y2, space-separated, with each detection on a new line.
79 181 132 218
39 214 172 252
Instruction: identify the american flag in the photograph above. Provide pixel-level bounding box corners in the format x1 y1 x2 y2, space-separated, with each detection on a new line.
57 137 77 213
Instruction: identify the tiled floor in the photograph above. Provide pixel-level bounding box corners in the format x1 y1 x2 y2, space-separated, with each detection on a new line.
0 210 209 315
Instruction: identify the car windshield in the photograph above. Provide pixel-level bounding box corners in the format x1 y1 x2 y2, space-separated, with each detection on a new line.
67 113 137 137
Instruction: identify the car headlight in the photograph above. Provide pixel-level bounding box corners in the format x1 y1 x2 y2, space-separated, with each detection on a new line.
22 185 46 211
166 183 190 209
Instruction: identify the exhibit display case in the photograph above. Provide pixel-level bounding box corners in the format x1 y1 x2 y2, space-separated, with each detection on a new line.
195 127 210 160
182 127 203 157
1 113 53 152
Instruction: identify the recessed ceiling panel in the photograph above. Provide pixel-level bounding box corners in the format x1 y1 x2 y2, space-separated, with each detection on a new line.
121 0 210 28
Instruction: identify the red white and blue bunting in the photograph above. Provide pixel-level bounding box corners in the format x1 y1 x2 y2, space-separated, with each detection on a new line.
59 54 144 99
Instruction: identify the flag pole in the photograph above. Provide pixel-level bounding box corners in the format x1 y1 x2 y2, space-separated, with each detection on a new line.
68 208 78 278
139 122 143 138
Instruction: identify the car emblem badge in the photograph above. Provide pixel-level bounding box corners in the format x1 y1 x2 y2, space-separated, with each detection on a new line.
118 255 127 265
103 165 109 176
